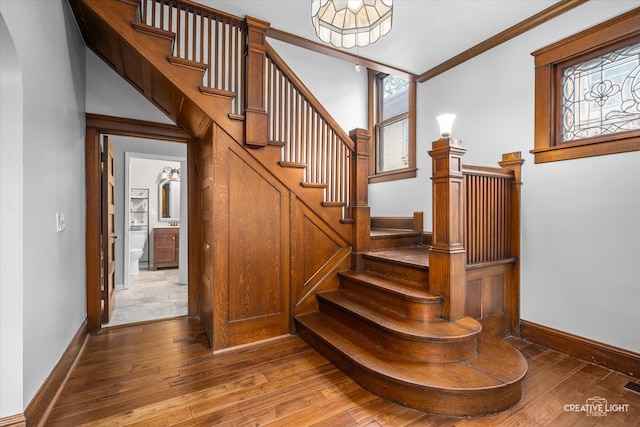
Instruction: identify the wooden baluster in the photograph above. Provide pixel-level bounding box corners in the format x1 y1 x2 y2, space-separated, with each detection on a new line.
429 136 467 321
244 16 269 147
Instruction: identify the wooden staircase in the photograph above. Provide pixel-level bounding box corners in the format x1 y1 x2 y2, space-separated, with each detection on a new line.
70 0 527 416
295 224 527 416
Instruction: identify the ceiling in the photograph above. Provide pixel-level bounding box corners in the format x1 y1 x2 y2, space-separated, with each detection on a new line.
199 0 558 76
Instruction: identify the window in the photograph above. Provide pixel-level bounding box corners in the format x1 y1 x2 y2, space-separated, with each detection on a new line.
368 71 416 182
531 9 640 163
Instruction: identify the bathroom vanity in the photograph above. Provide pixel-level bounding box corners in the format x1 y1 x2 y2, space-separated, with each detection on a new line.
153 227 179 270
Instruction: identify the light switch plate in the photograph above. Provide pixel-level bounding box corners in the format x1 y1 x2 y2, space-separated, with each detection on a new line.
56 212 65 232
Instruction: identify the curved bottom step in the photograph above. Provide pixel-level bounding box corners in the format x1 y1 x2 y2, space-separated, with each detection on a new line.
295 312 527 417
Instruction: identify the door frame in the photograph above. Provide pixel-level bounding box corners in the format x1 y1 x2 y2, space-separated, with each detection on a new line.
85 113 194 333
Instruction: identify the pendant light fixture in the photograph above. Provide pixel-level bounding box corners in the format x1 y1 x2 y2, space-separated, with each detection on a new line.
311 0 393 49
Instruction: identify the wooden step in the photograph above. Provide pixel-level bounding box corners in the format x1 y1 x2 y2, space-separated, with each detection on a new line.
370 228 422 249
361 247 430 289
338 271 440 320
317 290 480 363
295 312 527 416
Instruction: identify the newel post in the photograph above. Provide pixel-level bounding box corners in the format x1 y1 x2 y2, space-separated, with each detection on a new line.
244 16 269 148
349 128 371 271
498 152 524 335
428 136 467 321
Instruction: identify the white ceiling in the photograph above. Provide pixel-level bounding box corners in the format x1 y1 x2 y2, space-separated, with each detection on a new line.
199 0 558 75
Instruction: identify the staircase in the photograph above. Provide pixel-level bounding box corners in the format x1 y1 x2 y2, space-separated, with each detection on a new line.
70 0 527 416
295 225 527 416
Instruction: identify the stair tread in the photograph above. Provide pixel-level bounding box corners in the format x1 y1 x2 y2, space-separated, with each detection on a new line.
339 271 438 301
365 247 430 268
319 290 480 341
296 311 527 391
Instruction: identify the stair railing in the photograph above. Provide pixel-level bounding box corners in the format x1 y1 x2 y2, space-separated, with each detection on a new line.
139 0 245 115
139 0 360 221
463 166 513 264
265 44 356 220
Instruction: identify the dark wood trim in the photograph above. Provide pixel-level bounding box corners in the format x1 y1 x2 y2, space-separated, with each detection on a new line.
85 126 102 334
531 8 640 163
416 0 589 83
0 414 26 427
85 114 195 334
520 320 640 378
24 319 89 427
85 113 192 143
266 28 417 80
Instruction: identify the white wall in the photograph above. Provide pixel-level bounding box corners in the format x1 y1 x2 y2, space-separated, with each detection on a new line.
0 0 87 412
0 11 24 419
370 1 640 352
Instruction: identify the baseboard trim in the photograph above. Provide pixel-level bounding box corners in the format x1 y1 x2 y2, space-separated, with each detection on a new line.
0 414 26 427
520 320 640 378
24 318 89 427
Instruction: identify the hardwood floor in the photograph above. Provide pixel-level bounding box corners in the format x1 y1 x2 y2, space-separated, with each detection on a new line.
46 318 640 426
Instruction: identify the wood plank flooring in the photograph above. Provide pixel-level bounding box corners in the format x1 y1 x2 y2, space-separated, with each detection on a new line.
46 318 640 426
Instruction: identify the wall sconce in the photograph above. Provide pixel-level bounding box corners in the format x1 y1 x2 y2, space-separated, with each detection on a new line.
436 114 456 138
160 166 181 181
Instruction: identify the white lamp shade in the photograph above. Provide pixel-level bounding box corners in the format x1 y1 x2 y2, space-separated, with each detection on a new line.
437 114 456 137
312 0 393 48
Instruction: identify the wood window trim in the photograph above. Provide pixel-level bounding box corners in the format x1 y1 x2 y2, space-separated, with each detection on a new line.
368 70 417 183
531 7 640 164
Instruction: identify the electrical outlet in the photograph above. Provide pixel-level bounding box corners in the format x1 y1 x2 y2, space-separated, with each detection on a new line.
56 212 66 232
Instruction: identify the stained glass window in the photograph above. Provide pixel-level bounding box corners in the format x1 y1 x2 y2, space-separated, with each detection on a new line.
562 42 640 142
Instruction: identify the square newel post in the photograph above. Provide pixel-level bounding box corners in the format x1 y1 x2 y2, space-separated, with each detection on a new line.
244 16 269 148
428 136 467 321
499 152 524 335
349 128 371 271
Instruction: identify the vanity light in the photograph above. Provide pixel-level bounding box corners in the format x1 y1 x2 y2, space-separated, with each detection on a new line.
160 166 181 181
436 114 456 138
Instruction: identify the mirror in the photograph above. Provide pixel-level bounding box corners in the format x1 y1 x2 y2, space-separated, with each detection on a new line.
159 179 180 221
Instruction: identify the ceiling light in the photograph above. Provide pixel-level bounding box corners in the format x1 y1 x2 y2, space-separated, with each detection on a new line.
311 0 393 49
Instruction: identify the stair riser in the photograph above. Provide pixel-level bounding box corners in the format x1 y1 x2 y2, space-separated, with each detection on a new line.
318 296 477 363
339 277 440 320
296 319 523 416
362 256 429 290
370 235 421 250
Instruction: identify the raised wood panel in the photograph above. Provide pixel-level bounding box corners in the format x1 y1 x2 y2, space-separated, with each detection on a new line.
291 199 351 317
466 263 511 337
303 218 341 286
228 152 283 321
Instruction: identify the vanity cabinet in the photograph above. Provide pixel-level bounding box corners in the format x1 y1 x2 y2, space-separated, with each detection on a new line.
153 227 179 270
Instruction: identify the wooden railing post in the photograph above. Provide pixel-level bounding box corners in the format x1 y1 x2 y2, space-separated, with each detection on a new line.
498 151 524 335
244 16 269 148
428 136 467 321
349 128 371 271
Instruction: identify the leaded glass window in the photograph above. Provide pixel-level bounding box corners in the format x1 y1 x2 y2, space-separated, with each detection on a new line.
562 42 640 142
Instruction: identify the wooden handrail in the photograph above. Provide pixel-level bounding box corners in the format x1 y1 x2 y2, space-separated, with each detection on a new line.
265 43 355 151
265 41 356 214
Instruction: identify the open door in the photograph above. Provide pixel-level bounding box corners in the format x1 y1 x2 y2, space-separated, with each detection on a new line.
101 135 117 323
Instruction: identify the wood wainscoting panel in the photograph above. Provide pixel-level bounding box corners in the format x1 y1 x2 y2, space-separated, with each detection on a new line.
210 137 290 349
466 263 511 337
291 199 351 317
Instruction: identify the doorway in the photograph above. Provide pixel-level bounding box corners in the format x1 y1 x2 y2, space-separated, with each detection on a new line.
105 149 187 327
85 114 196 333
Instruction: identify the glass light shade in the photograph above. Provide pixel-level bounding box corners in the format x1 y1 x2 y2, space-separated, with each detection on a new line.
437 114 456 137
311 0 393 48
170 170 180 180
159 170 169 180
